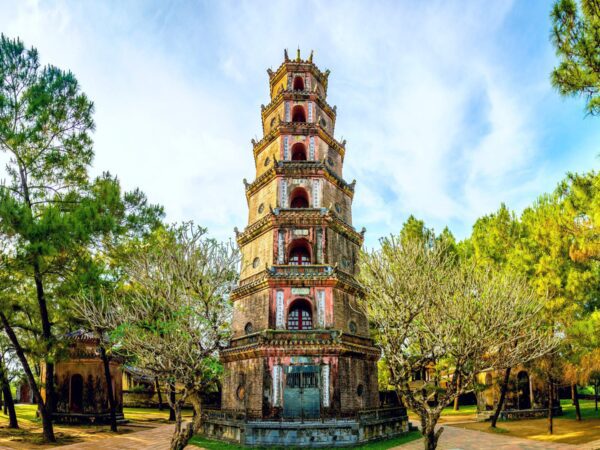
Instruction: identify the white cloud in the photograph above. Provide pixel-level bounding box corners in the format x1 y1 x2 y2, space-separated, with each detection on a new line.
0 0 597 246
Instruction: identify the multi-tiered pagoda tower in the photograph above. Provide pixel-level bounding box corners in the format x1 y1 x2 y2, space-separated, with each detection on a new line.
207 50 408 447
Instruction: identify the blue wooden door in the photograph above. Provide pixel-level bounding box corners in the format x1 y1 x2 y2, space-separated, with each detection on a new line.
283 365 320 419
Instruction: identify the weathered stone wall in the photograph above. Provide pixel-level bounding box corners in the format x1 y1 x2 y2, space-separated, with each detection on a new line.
322 181 352 224
221 358 266 417
239 230 274 279
337 357 379 412
232 288 270 337
332 289 369 336
326 228 359 273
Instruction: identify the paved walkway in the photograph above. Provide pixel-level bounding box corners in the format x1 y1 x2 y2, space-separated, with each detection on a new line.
398 425 600 449
54 424 188 450
2 422 595 450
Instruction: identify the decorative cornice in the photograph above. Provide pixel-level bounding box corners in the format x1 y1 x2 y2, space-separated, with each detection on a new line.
252 123 345 161
261 90 337 131
221 330 379 362
231 265 365 300
236 208 364 248
268 54 330 98
245 160 354 199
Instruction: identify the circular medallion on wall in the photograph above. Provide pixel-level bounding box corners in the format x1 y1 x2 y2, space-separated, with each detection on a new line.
334 203 342 214
244 322 253 334
236 384 246 401
327 156 335 167
357 384 364 397
264 157 270 166
258 203 265 214
252 257 260 268
349 321 357 334
320 117 327 128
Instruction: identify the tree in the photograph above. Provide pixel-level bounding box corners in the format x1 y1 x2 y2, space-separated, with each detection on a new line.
550 0 600 115
77 223 239 450
0 33 96 441
0 335 18 429
0 35 163 441
358 237 556 450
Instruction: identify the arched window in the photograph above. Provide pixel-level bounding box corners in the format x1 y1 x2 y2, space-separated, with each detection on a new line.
288 240 311 265
289 187 309 208
291 143 307 161
70 374 84 413
292 105 306 123
293 76 304 91
287 299 313 330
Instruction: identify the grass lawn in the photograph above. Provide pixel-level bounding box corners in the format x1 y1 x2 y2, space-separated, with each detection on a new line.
0 404 186 449
189 431 422 449
449 399 600 446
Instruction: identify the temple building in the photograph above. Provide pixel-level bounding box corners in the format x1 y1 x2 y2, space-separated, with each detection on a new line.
476 367 562 420
201 50 409 447
41 330 124 424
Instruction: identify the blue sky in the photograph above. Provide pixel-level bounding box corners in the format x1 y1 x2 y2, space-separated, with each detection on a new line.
0 0 598 247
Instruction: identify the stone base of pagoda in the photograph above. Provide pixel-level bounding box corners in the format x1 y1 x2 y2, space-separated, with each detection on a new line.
200 407 410 447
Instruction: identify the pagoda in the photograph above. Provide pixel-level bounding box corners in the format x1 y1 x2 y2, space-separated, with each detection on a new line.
203 50 409 447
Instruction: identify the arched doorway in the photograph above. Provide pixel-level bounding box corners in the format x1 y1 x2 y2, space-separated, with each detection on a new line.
292 105 306 123
70 374 84 413
291 143 307 161
287 299 313 330
288 240 311 265
293 76 304 91
516 371 531 409
289 187 309 208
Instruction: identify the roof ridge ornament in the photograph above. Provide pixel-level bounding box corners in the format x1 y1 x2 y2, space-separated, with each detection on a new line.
284 48 289 62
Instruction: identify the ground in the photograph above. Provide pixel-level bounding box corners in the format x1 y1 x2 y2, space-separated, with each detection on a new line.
0 405 191 449
1 399 599 449
448 399 600 446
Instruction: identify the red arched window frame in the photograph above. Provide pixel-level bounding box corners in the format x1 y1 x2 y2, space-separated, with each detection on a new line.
291 143 307 161
288 239 311 265
287 299 313 330
292 105 306 123
289 187 309 208
293 76 305 91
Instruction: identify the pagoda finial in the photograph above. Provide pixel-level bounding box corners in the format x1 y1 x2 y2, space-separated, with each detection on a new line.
284 49 289 62
308 50 314 63
296 47 301 61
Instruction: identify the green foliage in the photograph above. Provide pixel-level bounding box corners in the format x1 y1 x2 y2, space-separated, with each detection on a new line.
550 0 600 115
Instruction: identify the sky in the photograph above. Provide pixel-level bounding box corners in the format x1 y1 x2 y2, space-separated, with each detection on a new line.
0 0 598 247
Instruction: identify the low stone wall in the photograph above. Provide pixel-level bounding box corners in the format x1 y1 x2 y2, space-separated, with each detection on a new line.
477 406 563 422
200 407 410 447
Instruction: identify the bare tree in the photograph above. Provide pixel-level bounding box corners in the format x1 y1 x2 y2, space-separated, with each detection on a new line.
76 223 238 450
357 237 556 450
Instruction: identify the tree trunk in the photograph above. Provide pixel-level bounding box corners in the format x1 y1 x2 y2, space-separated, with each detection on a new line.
169 393 203 450
571 383 576 405
168 383 176 421
595 381 598 412
0 359 18 428
32 258 56 417
421 413 443 450
573 383 582 421
99 345 117 432
548 379 554 435
1 312 55 441
155 377 164 411
490 367 511 428
453 373 460 411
